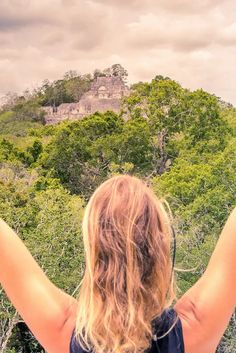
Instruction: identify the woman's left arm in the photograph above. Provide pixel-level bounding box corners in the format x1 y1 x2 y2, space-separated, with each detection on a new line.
0 218 78 353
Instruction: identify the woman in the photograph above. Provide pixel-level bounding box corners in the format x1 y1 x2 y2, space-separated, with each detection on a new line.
0 174 235 353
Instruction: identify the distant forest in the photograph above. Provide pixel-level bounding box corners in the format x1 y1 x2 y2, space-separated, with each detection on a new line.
0 65 235 352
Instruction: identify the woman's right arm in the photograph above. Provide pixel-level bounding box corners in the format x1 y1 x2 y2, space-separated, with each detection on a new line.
174 207 236 353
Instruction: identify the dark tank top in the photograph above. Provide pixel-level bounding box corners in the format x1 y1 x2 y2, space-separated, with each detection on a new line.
70 308 185 353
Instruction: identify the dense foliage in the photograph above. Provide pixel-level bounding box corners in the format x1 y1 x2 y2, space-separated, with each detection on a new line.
0 72 236 352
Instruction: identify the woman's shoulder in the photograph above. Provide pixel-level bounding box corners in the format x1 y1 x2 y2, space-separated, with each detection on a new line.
152 307 185 353
70 329 83 353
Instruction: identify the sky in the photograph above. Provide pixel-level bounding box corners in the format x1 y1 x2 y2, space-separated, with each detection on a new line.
0 0 236 105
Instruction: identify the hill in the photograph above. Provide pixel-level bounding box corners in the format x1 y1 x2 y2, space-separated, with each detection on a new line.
0 69 236 353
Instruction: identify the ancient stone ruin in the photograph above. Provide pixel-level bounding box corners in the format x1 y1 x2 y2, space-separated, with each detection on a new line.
43 76 130 125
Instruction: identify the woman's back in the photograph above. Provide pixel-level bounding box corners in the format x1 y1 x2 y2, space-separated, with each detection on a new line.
70 308 185 353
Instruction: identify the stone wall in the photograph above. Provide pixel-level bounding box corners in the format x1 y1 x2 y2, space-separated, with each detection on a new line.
44 76 130 125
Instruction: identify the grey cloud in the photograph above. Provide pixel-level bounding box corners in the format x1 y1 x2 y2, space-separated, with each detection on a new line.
0 32 11 46
0 16 32 31
0 9 59 33
0 48 20 60
217 22 236 46
125 30 214 52
124 13 219 53
151 0 223 14
40 32 66 47
91 0 223 15
0 0 236 107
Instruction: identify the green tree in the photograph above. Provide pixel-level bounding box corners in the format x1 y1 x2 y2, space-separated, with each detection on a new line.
39 113 155 198
123 78 187 174
39 112 124 197
12 100 46 124
26 140 43 163
0 164 85 352
95 64 128 82
123 78 230 174
182 89 230 152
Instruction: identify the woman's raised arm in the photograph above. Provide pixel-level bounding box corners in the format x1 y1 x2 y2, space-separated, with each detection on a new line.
175 207 236 353
0 218 77 353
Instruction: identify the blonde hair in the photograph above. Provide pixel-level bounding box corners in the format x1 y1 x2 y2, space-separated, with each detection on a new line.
75 174 176 353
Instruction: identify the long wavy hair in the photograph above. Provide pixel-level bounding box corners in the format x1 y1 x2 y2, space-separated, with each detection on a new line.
75 174 176 353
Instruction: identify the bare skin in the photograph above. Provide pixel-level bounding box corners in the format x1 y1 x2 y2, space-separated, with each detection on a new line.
0 208 236 353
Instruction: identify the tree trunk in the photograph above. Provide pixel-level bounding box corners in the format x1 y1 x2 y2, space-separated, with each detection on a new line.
0 311 19 353
157 129 168 175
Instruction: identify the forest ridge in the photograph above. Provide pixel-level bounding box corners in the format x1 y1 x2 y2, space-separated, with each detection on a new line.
0 65 236 352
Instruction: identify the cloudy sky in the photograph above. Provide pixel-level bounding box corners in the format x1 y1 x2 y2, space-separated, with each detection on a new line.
1 0 236 105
